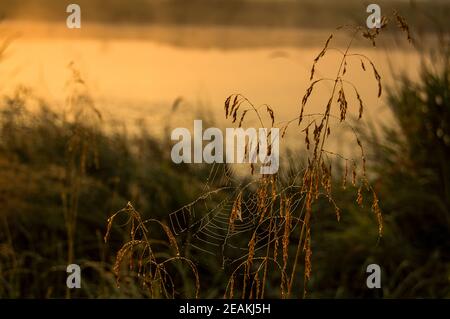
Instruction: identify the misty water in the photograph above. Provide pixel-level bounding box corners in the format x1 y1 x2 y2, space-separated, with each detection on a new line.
0 22 424 157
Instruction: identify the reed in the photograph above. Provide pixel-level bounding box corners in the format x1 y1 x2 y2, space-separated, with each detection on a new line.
106 14 412 299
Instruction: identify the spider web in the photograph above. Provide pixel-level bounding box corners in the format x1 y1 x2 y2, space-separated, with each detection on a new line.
168 164 305 268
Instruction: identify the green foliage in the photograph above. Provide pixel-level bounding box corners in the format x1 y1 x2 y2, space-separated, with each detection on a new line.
308 55 450 298
0 87 226 297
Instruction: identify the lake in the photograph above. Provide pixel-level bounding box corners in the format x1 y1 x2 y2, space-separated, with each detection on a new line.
0 21 425 157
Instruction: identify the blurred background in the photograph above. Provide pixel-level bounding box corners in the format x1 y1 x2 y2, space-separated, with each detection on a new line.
0 0 448 298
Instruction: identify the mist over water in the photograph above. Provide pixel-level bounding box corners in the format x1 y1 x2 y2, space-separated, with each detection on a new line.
0 21 425 159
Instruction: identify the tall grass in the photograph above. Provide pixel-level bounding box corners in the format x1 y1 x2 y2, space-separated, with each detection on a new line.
106 15 414 298
0 82 220 297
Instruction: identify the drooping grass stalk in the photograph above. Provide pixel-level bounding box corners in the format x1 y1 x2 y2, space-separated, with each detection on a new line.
106 13 412 299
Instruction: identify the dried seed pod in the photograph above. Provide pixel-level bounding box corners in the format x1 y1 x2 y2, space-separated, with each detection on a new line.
356 89 364 119
305 126 310 150
394 11 412 43
225 96 231 118
372 190 383 237
357 186 363 206
281 125 288 138
302 79 321 108
230 192 243 232
238 110 248 128
360 59 366 71
282 199 291 271
337 83 348 122
310 34 333 80
370 61 382 97
304 228 312 282
266 105 275 127
352 161 357 186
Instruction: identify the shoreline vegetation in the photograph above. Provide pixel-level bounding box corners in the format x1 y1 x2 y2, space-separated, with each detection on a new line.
0 21 441 49
1 0 449 30
0 1 448 49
